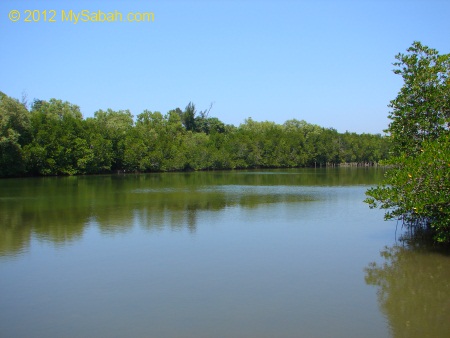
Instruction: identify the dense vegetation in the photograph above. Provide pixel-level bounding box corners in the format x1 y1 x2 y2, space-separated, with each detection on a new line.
1 92 389 178
365 42 450 244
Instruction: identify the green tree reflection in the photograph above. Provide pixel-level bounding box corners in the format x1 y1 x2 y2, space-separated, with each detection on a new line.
365 243 450 338
1 169 383 257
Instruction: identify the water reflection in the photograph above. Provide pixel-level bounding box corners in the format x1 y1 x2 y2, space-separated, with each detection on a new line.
0 168 385 257
365 243 450 338
1 168 395 337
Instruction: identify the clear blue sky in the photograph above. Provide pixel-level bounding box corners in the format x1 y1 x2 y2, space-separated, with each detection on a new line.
1 0 449 134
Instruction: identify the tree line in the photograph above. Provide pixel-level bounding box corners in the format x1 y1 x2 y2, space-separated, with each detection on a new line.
1 92 390 177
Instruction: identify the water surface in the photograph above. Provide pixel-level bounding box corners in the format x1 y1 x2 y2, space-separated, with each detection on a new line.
1 168 449 337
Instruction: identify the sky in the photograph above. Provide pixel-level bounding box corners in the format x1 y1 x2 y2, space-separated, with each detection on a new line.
1 0 449 134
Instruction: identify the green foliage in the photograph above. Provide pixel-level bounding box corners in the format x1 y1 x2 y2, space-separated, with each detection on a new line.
123 111 164 172
0 93 31 176
94 109 134 170
25 99 88 175
83 118 113 173
388 41 450 156
0 92 389 178
365 42 450 243
0 128 25 176
180 102 196 132
366 134 450 242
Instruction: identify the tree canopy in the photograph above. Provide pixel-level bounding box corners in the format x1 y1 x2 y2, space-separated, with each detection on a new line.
1 93 389 178
365 42 450 244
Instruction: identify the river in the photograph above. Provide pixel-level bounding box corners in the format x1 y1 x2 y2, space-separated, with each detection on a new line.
1 168 449 337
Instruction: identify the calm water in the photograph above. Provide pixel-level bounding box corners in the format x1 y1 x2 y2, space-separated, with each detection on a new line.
1 168 449 338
